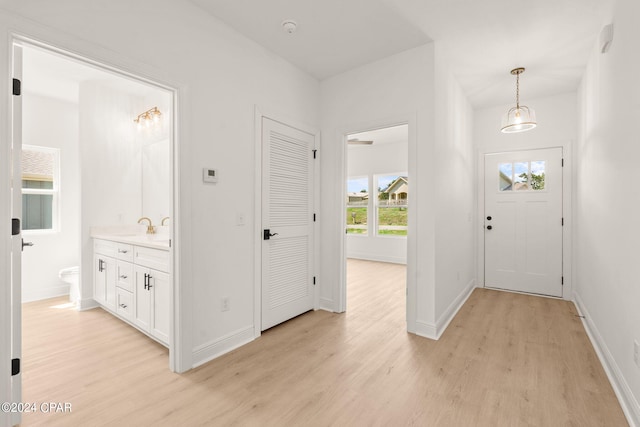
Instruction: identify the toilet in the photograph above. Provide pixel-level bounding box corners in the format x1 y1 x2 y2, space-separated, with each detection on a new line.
59 266 80 303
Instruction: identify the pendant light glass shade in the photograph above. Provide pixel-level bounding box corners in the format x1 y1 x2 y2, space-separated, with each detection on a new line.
501 105 536 133
501 68 537 133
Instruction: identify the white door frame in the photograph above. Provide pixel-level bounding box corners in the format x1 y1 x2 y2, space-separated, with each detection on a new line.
477 145 573 300
253 106 320 338
338 115 417 333
8 33 187 372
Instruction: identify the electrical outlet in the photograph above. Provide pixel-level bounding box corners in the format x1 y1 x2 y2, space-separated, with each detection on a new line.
221 297 230 312
634 340 639 368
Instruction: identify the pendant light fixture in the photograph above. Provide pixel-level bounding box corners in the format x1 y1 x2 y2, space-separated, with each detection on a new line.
501 67 536 133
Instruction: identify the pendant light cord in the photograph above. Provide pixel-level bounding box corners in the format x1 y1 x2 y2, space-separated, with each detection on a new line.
516 71 520 110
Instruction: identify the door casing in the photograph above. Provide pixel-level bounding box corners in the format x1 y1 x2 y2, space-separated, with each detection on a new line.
253 107 320 337
477 145 572 300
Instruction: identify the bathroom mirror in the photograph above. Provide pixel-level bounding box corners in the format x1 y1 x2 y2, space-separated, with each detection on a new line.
141 138 170 224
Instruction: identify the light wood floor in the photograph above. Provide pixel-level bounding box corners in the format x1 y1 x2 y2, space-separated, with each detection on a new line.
21 259 627 426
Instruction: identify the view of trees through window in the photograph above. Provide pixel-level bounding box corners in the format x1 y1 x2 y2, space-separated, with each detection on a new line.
346 174 408 236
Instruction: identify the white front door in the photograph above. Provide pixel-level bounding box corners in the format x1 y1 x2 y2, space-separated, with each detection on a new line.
261 118 315 331
10 42 24 427
484 148 563 297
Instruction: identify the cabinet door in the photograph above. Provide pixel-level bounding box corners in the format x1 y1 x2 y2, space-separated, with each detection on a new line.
93 255 107 304
149 270 170 344
104 257 117 310
133 266 151 332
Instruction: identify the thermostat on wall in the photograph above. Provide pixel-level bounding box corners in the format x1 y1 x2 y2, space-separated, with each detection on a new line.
203 168 218 183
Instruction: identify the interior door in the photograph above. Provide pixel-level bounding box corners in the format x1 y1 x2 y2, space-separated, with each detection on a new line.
484 148 563 297
261 117 315 331
10 42 23 426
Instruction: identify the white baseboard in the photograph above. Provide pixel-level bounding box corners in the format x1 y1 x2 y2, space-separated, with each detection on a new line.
346 253 406 265
414 279 476 341
22 284 69 303
435 279 476 339
78 298 99 311
574 292 640 427
319 297 334 312
192 326 255 368
415 320 437 340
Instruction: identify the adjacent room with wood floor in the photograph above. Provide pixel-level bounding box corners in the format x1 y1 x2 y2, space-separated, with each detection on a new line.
21 259 626 426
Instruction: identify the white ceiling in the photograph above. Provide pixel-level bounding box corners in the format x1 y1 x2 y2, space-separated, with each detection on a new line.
191 0 613 108
348 124 408 147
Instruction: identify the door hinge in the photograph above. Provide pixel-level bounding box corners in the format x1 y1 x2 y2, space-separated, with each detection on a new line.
561 276 564 285
11 358 20 376
561 218 564 226
312 149 317 159
313 213 316 222
12 218 20 236
561 158 564 167
12 78 21 96
313 276 316 285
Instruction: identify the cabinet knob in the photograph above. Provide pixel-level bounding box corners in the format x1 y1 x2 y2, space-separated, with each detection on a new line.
120 303 127 308
118 249 128 254
120 275 128 279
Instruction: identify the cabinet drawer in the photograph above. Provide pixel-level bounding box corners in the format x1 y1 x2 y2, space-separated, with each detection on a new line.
94 239 118 258
134 246 170 272
115 243 134 262
116 288 133 321
116 261 134 292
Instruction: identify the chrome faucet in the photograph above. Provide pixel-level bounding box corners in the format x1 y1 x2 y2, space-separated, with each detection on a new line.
161 217 170 226
138 217 155 234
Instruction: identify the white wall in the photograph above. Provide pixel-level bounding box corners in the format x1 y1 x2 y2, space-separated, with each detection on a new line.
320 44 435 329
21 94 80 302
432 46 476 327
78 82 143 307
576 0 640 422
347 142 408 263
474 92 577 299
0 1 320 370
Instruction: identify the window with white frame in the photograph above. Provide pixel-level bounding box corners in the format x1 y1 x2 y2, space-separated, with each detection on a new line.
21 145 60 231
376 174 408 236
346 176 369 234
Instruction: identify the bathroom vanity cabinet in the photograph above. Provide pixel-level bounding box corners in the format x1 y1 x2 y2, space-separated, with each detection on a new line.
93 237 170 346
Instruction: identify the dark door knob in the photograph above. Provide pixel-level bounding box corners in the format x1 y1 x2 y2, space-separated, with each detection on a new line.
486 225 492 230
486 216 492 221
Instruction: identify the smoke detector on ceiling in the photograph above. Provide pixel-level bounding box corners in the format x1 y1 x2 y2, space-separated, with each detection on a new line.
282 20 297 34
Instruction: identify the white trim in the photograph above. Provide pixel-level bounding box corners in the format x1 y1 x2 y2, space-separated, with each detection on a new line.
10 32 187 373
338 114 418 331
319 297 334 312
435 279 476 338
574 293 640 427
414 279 476 341
21 284 69 303
77 298 98 311
254 105 320 338
478 145 572 301
192 326 255 368
415 320 437 340
346 253 406 265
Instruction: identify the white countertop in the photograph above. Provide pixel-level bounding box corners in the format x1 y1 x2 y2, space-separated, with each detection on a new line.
91 225 170 250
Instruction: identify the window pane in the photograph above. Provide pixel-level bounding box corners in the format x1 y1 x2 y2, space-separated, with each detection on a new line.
22 194 53 230
499 163 513 191
530 161 546 190
377 175 408 236
514 162 529 191
346 178 368 234
22 179 53 189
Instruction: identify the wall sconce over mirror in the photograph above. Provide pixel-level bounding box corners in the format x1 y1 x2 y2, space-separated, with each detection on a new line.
134 106 162 129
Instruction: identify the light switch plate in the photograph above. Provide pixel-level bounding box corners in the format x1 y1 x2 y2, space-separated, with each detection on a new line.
203 168 218 183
